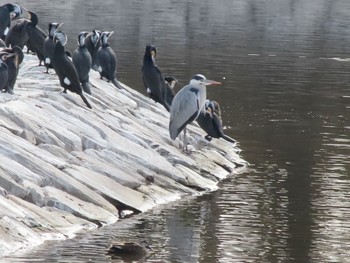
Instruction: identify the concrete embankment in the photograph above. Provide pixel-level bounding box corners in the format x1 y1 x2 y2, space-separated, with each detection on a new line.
0 53 246 257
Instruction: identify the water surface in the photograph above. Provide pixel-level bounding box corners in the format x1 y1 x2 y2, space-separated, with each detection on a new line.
4 0 350 262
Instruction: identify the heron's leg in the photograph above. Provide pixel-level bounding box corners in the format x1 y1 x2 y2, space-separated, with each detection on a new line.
183 127 188 152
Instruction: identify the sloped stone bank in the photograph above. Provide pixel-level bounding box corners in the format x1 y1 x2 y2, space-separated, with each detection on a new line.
0 53 246 257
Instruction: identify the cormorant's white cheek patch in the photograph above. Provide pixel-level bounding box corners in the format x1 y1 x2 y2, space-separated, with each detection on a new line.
4 27 9 36
81 37 86 46
146 87 151 94
92 35 97 44
64 77 71 85
45 58 51 64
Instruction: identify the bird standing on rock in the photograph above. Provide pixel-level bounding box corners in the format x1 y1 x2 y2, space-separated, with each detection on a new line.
0 3 22 40
25 10 47 66
5 15 29 49
0 53 9 92
51 32 92 109
95 31 123 89
164 75 177 105
169 74 221 151
44 22 63 73
73 31 92 95
142 44 174 111
0 46 23 94
196 100 236 143
85 29 101 70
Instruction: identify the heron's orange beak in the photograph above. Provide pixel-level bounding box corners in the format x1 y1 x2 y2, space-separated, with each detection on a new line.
204 79 221 85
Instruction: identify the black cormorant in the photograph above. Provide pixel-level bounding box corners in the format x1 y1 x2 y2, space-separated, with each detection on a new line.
196 100 236 143
43 22 63 73
51 32 92 109
26 10 47 66
142 44 174 111
5 17 29 49
0 46 23 94
0 52 9 92
95 31 122 89
85 29 101 70
164 75 177 107
73 31 92 94
0 3 22 40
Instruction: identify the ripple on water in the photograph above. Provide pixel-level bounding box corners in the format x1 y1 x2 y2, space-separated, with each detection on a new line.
310 125 350 262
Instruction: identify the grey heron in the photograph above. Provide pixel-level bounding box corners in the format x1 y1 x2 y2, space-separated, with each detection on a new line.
196 100 236 143
169 74 221 151
142 44 175 111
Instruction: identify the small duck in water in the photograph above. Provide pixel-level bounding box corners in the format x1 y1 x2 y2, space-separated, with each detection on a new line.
107 240 153 260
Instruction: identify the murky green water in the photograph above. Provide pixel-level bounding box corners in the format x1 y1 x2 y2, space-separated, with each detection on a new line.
3 0 350 262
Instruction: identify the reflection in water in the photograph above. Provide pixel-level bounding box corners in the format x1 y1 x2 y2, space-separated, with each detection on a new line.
4 0 350 262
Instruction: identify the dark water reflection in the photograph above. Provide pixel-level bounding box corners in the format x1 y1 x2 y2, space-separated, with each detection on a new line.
4 0 350 262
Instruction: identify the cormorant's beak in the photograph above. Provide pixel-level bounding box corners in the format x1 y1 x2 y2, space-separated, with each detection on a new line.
57 23 64 30
10 4 22 19
150 50 156 64
10 11 19 19
19 7 31 20
2 53 16 60
170 80 177 89
204 79 221 85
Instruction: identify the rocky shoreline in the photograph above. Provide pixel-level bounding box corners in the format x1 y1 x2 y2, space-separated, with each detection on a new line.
0 53 246 257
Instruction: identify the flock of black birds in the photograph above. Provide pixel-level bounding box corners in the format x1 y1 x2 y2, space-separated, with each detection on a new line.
0 3 121 109
0 3 235 150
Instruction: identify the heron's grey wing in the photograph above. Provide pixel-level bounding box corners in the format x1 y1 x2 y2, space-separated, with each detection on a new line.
169 85 199 139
